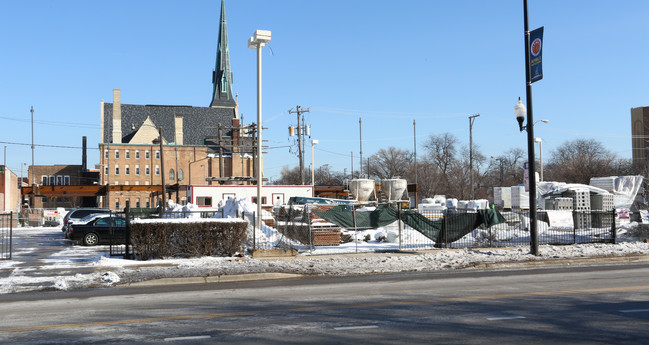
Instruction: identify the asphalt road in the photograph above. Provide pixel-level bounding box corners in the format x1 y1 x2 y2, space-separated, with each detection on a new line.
1 263 648 344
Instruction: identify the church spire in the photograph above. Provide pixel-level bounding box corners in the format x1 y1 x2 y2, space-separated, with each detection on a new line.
210 0 236 108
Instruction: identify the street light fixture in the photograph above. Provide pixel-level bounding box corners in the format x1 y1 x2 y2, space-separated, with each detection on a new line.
248 29 271 231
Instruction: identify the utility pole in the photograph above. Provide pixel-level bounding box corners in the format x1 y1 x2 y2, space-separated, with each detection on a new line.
359 117 363 177
159 127 166 212
30 106 34 185
469 114 480 200
218 123 224 182
413 120 418 186
288 105 310 185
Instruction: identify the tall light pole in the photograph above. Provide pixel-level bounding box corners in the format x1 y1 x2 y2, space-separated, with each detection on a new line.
249 30 271 231
159 127 166 211
359 118 363 177
413 120 418 186
311 139 318 186
469 114 480 200
533 119 548 182
535 137 543 181
513 0 543 256
30 106 34 185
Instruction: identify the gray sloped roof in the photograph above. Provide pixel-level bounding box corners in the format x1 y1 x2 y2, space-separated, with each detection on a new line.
102 103 235 145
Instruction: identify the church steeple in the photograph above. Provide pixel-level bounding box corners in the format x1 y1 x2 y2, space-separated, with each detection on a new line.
210 0 236 108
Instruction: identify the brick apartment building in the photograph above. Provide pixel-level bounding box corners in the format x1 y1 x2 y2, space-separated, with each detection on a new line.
99 1 255 210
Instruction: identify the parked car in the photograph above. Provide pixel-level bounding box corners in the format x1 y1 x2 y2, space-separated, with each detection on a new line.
67 214 127 246
64 212 113 239
61 208 112 233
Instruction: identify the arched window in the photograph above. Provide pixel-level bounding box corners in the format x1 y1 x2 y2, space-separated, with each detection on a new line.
178 169 184 181
169 169 175 181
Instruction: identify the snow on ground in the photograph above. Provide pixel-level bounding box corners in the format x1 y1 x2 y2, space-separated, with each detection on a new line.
1 220 649 294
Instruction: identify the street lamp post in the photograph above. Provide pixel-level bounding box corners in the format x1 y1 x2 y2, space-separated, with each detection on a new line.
469 114 480 200
248 30 271 231
158 127 166 212
311 139 318 186
535 137 543 181
512 0 542 256
30 106 34 185
533 119 548 182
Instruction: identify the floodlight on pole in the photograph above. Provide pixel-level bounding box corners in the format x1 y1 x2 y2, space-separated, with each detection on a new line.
248 29 271 231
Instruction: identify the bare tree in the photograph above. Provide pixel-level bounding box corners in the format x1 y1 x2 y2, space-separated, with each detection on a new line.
489 148 526 187
545 139 617 184
272 166 301 185
424 132 458 176
314 164 346 185
366 147 413 180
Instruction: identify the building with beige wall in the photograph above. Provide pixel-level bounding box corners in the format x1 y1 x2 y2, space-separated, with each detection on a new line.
0 166 20 212
99 2 256 210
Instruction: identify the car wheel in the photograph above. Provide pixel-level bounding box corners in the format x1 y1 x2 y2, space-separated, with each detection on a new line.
83 233 100 246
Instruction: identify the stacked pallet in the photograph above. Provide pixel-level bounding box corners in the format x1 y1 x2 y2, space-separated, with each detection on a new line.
590 194 615 228
544 197 573 211
564 190 591 229
511 186 529 209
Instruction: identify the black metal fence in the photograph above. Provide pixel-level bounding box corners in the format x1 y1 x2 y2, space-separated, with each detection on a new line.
401 209 616 250
264 206 618 254
110 204 619 258
0 212 13 260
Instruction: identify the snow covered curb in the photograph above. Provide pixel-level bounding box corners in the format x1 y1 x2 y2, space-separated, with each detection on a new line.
97 242 649 286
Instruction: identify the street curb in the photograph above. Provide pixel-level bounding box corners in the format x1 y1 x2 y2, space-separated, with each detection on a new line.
465 254 649 269
123 272 304 287
119 254 649 288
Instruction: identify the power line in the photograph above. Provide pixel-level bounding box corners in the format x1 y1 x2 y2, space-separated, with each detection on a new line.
0 140 99 150
0 115 100 129
313 107 468 119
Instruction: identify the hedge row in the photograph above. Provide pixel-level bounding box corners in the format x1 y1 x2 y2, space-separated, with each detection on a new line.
129 220 248 260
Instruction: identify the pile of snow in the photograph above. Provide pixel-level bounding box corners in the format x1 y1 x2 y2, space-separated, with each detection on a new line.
162 200 201 219
2 222 649 294
215 197 300 249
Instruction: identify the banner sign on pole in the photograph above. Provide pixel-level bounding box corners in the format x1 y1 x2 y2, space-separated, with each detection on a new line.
529 26 544 83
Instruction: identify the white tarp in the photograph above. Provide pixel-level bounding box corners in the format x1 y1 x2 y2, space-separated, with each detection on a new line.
537 182 609 210
589 175 643 209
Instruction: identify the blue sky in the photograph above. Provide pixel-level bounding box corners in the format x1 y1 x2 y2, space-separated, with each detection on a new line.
1 0 648 182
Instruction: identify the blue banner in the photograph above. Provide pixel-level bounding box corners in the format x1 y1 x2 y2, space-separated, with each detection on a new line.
529 26 544 83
